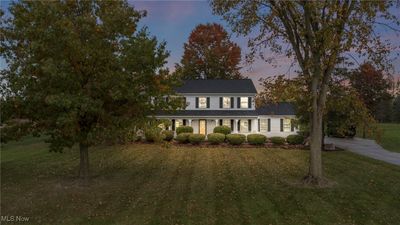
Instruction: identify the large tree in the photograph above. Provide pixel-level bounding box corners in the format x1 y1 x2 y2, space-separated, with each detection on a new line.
0 0 179 181
175 23 242 79
212 1 398 184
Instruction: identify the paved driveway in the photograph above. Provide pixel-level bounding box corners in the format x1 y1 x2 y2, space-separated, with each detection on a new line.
325 137 400 166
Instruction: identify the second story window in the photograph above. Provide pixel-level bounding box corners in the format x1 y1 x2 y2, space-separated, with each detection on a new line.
223 97 231 108
198 97 208 108
240 97 248 108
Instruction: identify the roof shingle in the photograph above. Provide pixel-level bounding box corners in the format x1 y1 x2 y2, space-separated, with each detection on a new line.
175 79 257 94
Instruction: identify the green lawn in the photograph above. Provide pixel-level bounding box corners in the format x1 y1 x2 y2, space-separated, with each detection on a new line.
358 123 400 152
1 137 400 225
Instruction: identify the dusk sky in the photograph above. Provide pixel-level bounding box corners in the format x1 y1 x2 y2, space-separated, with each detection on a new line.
1 0 399 86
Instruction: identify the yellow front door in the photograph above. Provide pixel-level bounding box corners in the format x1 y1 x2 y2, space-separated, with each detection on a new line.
199 120 207 135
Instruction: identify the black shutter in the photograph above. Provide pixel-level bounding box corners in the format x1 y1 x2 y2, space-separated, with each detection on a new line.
207 97 210 108
195 97 199 108
248 97 251 108
237 97 240 108
183 97 186 108
183 119 186 126
166 97 169 103
280 119 284 132
220 97 223 108
291 119 295 131
219 119 223 126
258 119 260 132
230 97 234 108
230 120 234 130
238 120 241 132
248 119 251 132
172 119 175 131
268 119 271 132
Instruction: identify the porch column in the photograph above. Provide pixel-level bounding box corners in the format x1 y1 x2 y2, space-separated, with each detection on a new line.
252 119 257 133
234 119 238 133
215 119 218 126
188 119 192 126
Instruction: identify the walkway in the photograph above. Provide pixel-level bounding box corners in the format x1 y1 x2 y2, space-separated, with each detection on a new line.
325 137 400 166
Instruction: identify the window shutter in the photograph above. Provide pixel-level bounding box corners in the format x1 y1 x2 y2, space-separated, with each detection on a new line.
219 119 223 126
230 120 234 130
238 120 241 132
207 97 210 108
172 119 175 131
291 119 294 131
219 97 222 108
230 97 234 108
183 97 186 108
268 119 271 132
280 119 284 132
248 119 252 132
195 97 199 108
248 97 251 108
166 97 169 103
237 97 240 108
258 119 260 132
183 119 186 126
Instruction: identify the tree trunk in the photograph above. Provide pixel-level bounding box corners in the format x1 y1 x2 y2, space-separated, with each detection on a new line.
79 142 89 181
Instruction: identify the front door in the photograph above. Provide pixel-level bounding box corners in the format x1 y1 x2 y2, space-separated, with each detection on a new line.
199 119 207 135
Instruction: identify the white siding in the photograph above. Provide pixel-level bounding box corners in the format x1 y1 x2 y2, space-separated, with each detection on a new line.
183 94 255 110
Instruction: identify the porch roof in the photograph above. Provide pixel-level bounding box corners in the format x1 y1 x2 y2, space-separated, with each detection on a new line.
156 110 259 117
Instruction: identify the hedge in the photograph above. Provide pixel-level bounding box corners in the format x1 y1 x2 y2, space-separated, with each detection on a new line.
189 134 205 144
144 127 163 142
269 136 286 145
213 125 231 135
162 130 174 142
247 134 267 145
175 133 191 143
226 134 246 145
207 133 225 144
286 134 304 145
176 126 193 135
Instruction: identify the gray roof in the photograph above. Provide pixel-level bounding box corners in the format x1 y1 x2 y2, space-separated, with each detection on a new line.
156 110 259 117
256 102 296 115
175 79 257 93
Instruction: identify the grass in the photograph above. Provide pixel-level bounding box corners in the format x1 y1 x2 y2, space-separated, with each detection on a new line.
357 123 400 152
1 137 400 225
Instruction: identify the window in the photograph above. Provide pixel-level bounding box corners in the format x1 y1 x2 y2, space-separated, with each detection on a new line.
222 119 230 127
260 119 268 132
240 97 248 108
240 120 249 132
175 119 183 129
283 118 291 132
223 97 231 108
198 97 207 108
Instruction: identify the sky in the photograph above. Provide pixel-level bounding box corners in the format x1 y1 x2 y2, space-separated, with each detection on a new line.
1 0 400 86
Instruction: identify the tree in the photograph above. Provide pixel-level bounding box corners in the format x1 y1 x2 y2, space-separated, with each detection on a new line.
175 23 242 79
393 95 400 123
350 63 392 122
212 1 398 184
1 0 180 181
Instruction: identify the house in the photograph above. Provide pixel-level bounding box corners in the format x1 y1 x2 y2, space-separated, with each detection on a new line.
156 79 297 137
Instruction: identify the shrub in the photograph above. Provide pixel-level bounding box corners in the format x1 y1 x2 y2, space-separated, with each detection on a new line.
247 134 267 145
176 126 193 135
286 134 304 145
175 132 191 143
207 133 225 144
162 130 174 142
226 134 246 145
269 136 286 145
189 134 205 144
144 127 163 142
213 125 231 135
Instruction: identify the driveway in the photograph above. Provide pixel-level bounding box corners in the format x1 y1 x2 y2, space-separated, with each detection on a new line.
325 137 400 166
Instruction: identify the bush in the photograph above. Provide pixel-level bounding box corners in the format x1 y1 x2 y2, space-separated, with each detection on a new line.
189 134 205 144
213 125 231 135
176 126 193 135
207 133 225 144
269 136 286 145
286 134 304 145
162 130 174 141
226 134 246 145
175 132 191 143
144 127 163 142
247 134 267 145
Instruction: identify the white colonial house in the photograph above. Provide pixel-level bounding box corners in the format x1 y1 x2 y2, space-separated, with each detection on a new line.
156 79 298 137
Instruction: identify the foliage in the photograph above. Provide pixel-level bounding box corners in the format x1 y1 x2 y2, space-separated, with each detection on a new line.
213 125 231 135
207 133 225 144
0 0 181 179
269 137 286 145
174 23 242 79
226 134 246 145
188 134 206 145
247 134 267 145
393 96 400 123
286 135 304 145
176 126 193 135
175 133 191 144
162 130 174 142
144 127 163 143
